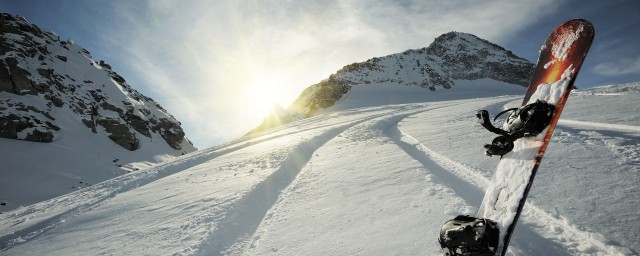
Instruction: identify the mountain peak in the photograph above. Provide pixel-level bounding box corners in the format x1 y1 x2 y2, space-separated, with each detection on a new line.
429 31 524 60
433 31 479 41
251 31 534 134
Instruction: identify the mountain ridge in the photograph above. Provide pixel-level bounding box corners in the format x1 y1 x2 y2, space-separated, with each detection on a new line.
250 31 534 134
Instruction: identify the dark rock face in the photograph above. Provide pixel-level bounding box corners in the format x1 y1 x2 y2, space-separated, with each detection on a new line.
0 100 59 142
0 13 195 152
97 118 139 151
427 32 533 86
251 32 534 134
289 75 352 117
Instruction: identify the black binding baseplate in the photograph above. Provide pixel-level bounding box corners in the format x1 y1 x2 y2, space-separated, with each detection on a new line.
438 215 499 256
476 100 555 156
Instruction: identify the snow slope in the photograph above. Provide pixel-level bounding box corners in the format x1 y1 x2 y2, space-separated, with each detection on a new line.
0 81 638 255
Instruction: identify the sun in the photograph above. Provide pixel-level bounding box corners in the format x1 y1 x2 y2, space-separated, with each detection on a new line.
246 76 285 120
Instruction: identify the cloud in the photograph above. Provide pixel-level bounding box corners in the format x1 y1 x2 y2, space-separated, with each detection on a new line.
593 57 640 76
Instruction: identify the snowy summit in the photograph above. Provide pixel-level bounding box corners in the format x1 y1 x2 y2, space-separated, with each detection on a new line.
251 31 534 134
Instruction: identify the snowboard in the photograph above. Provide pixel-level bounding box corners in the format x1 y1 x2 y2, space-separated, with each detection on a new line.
438 19 594 256
478 19 595 255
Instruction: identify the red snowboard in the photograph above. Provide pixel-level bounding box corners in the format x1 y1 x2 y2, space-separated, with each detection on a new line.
477 19 595 255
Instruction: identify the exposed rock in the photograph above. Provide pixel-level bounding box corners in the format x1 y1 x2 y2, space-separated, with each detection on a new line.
0 116 19 139
289 75 352 117
82 119 97 133
24 130 54 142
5 57 35 95
97 118 139 151
126 111 151 138
0 13 195 152
155 118 186 150
0 60 12 92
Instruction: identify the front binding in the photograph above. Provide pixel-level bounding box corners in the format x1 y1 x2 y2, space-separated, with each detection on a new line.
438 215 499 256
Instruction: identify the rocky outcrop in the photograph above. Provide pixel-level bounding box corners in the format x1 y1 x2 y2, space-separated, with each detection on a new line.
0 100 58 142
427 32 533 86
288 75 352 117
331 32 533 92
0 13 195 152
97 118 139 150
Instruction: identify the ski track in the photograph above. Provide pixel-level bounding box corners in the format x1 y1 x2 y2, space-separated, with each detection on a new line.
194 106 425 255
198 104 463 255
234 103 467 255
194 124 352 255
387 116 572 255
2 97 635 255
230 97 629 255
391 100 631 255
558 119 640 133
0 106 406 253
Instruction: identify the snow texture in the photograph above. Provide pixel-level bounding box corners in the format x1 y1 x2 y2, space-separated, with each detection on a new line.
0 80 637 255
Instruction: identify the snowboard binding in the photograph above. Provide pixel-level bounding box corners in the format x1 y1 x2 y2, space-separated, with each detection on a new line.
438 215 499 256
477 100 555 156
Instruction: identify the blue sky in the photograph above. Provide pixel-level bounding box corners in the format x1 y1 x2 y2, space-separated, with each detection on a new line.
2 0 639 148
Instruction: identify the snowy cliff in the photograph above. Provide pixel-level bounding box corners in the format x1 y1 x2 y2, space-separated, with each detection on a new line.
0 13 195 152
0 13 196 211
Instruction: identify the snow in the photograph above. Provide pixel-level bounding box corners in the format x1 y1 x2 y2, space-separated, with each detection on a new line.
0 80 638 255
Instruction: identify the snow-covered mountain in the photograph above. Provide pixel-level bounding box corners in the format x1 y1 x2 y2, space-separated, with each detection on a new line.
251 31 534 134
0 14 196 211
1 81 637 255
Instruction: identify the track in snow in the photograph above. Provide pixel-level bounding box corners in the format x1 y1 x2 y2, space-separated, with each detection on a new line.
223 99 630 255
390 100 632 255
197 105 431 255
0 105 426 256
232 104 467 255
2 96 635 255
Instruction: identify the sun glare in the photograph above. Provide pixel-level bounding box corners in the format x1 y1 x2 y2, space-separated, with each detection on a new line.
247 77 285 120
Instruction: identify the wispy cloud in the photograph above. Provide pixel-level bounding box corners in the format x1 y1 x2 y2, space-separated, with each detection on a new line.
593 57 640 76
97 0 561 148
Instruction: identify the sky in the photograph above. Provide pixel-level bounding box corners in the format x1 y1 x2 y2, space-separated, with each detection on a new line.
2 0 639 149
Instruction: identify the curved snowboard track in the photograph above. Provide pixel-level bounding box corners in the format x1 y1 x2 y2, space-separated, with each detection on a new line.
233 103 470 255
558 120 640 133
392 100 632 255
201 104 453 255
194 106 429 255
1 95 635 255
0 106 409 254
0 116 362 248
